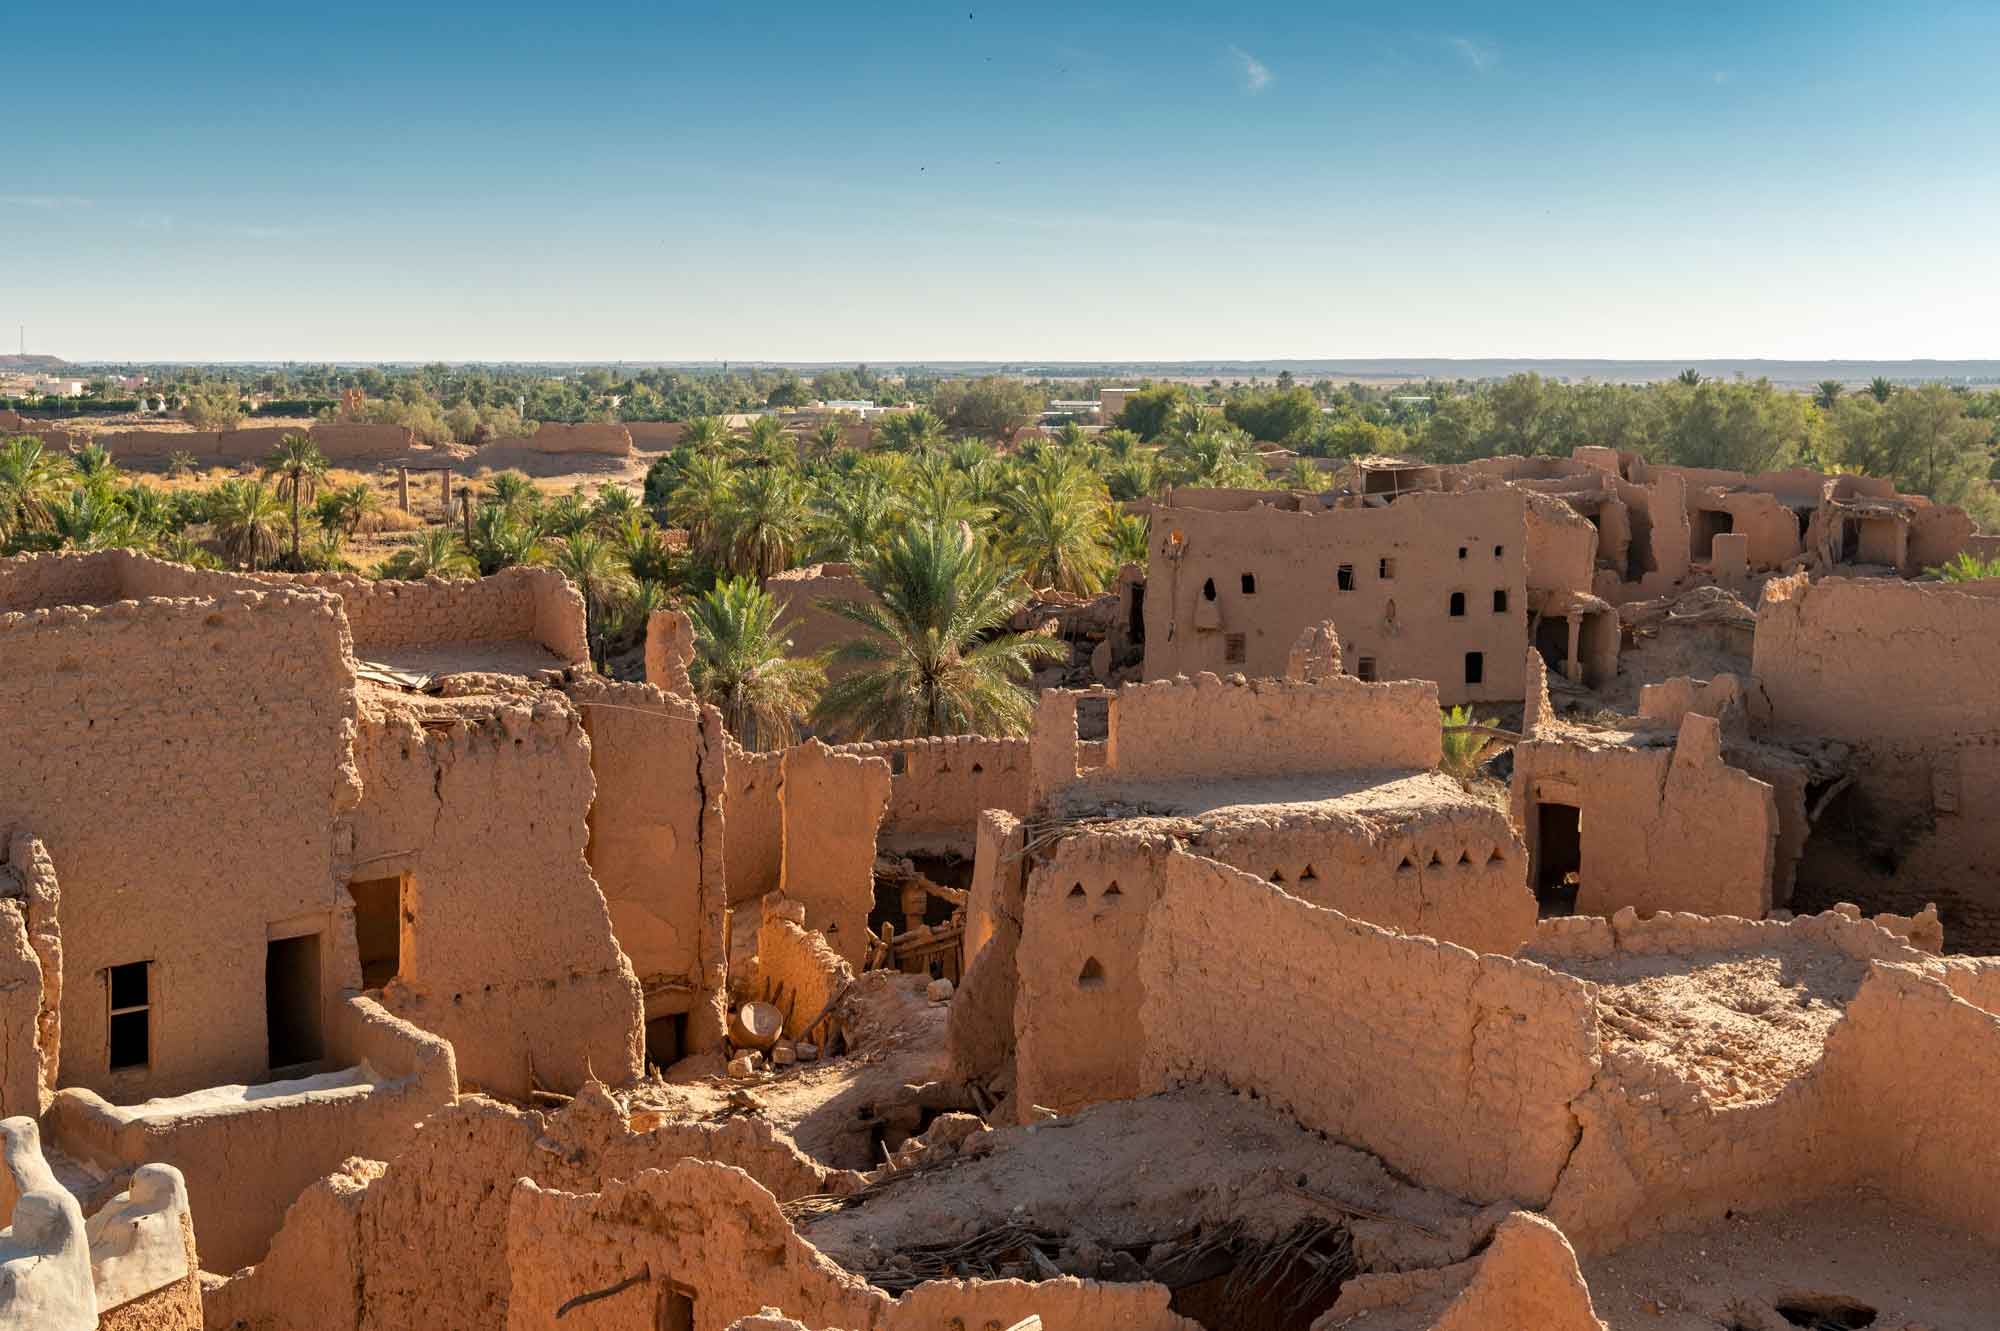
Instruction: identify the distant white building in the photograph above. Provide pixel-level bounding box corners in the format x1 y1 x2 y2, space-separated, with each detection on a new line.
32 377 85 397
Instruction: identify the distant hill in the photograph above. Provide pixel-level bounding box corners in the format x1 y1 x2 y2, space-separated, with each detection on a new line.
0 354 71 371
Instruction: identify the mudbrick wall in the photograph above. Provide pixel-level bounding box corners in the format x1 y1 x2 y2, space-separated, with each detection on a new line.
342 694 644 1096
830 736 1033 855
724 742 786 905
0 590 362 1101
1012 835 1599 1206
566 679 727 1052
0 834 61 1118
1143 488 1530 704
1513 711 1779 919
93 422 418 463
779 741 893 970
1752 574 2000 947
1070 673 1443 787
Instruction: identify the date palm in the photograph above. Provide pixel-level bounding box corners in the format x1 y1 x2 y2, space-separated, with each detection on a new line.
262 434 330 568
687 576 826 750
810 468 903 561
209 478 286 570
468 503 546 574
549 531 634 668
680 415 731 456
665 452 736 561
999 453 1114 594
1813 380 1844 411
380 527 475 580
724 465 810 577
813 520 1066 740
1868 376 1895 403
0 437 71 543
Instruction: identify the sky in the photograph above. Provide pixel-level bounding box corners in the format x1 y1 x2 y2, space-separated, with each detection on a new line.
5 1 1998 363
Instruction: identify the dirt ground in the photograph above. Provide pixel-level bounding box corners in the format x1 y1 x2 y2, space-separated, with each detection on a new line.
1540 944 1867 1105
1584 1190 2000 1330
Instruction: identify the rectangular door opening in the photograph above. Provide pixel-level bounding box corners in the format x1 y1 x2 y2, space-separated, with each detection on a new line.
645 1013 688 1073
266 934 325 1072
1534 802 1582 916
1693 509 1735 559
348 876 402 990
656 1283 695 1331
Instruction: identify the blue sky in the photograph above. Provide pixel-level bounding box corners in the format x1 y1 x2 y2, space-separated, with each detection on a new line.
6 1 1997 362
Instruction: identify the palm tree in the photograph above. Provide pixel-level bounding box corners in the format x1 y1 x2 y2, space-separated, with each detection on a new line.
686 576 826 750
680 415 731 456
381 527 476 580
878 408 947 452
329 481 383 537
1869 376 1895 403
724 466 810 577
549 531 634 668
592 483 640 527
0 437 71 543
1162 426 1262 488
1284 457 1327 491
45 487 137 552
809 418 847 461
1813 380 1844 411
900 450 989 529
71 443 119 484
813 521 1067 740
1676 368 1704 387
666 452 736 560
999 453 1114 593
262 434 330 568
611 512 678 583
742 414 795 463
468 503 546 574
1107 510 1149 566
810 469 903 561
209 478 287 570
484 470 538 514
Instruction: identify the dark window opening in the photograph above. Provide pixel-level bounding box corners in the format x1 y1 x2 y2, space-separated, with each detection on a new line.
656 1284 697 1331
1839 519 1860 563
1694 509 1735 560
1492 589 1508 613
1535 614 1570 674
645 1013 688 1072
1449 591 1466 617
1201 577 1217 601
1240 572 1256 594
348 876 402 990
107 961 150 1071
1355 656 1377 682
1534 802 1582 917
1076 695 1111 741
1378 557 1394 579
1224 633 1246 664
1457 546 1467 559
1078 957 1106 989
889 750 907 775
1625 505 1657 581
266 934 325 1072
1336 564 1355 591
1464 650 1484 684
1127 582 1145 645
1493 544 1504 558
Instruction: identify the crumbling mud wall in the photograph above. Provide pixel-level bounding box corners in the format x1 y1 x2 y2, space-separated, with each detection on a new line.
779 742 892 969
0 590 361 1101
1513 712 1779 919
499 422 634 456
94 423 419 463
1137 852 1599 1206
344 695 643 1096
1318 1211 1606 1331
1522 491 1599 596
0 834 61 1118
567 680 728 1055
1075 674 1444 786
49 995 454 1274
207 1092 862 1331
725 743 785 905
831 737 1033 856
0 550 123 612
745 911 853 1042
1181 779 1535 957
765 564 878 682
1012 835 1597 1206
1753 575 2000 946
949 812 1026 1085
1143 489 1529 703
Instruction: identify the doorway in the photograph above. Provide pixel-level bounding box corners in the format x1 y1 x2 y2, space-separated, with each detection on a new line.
348 876 402 990
1693 509 1734 559
1534 802 1582 916
656 1283 695 1331
266 934 325 1071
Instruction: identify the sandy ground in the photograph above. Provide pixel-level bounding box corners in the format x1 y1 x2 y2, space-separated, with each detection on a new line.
1585 1191 2000 1330
1544 944 1866 1105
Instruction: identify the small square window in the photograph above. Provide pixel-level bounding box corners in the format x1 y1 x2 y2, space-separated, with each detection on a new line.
1240 573 1256 595
1492 590 1508 613
1493 544 1505 558
1224 633 1247 664
1336 564 1355 591
1378 557 1395 579
1449 591 1466 617
1356 656 1378 682
1457 546 1468 559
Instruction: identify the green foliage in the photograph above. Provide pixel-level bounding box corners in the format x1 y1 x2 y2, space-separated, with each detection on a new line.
686 576 826 750
999 452 1113 593
1113 384 1188 441
181 384 246 431
1440 705 1498 784
1223 386 1319 443
1931 552 2000 582
208 478 286 570
262 434 331 569
1826 385 1992 505
380 527 477 580
813 521 1066 740
934 377 1044 439
548 532 634 667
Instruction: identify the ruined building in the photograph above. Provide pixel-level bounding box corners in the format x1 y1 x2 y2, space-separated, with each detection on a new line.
0 530 1997 1331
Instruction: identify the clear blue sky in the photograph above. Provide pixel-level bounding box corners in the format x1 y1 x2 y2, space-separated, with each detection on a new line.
6 1 1997 363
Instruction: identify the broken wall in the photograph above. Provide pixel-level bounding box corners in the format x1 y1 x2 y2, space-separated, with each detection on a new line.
1512 713 1779 920
0 589 361 1101
344 694 643 1096
0 834 60 1118
724 743 785 905
510 422 633 456
778 742 892 969
830 737 1033 856
765 564 878 682
1752 575 2000 946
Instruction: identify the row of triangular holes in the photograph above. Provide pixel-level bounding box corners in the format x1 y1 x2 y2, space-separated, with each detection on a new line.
1383 848 1508 873
1067 882 1123 898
